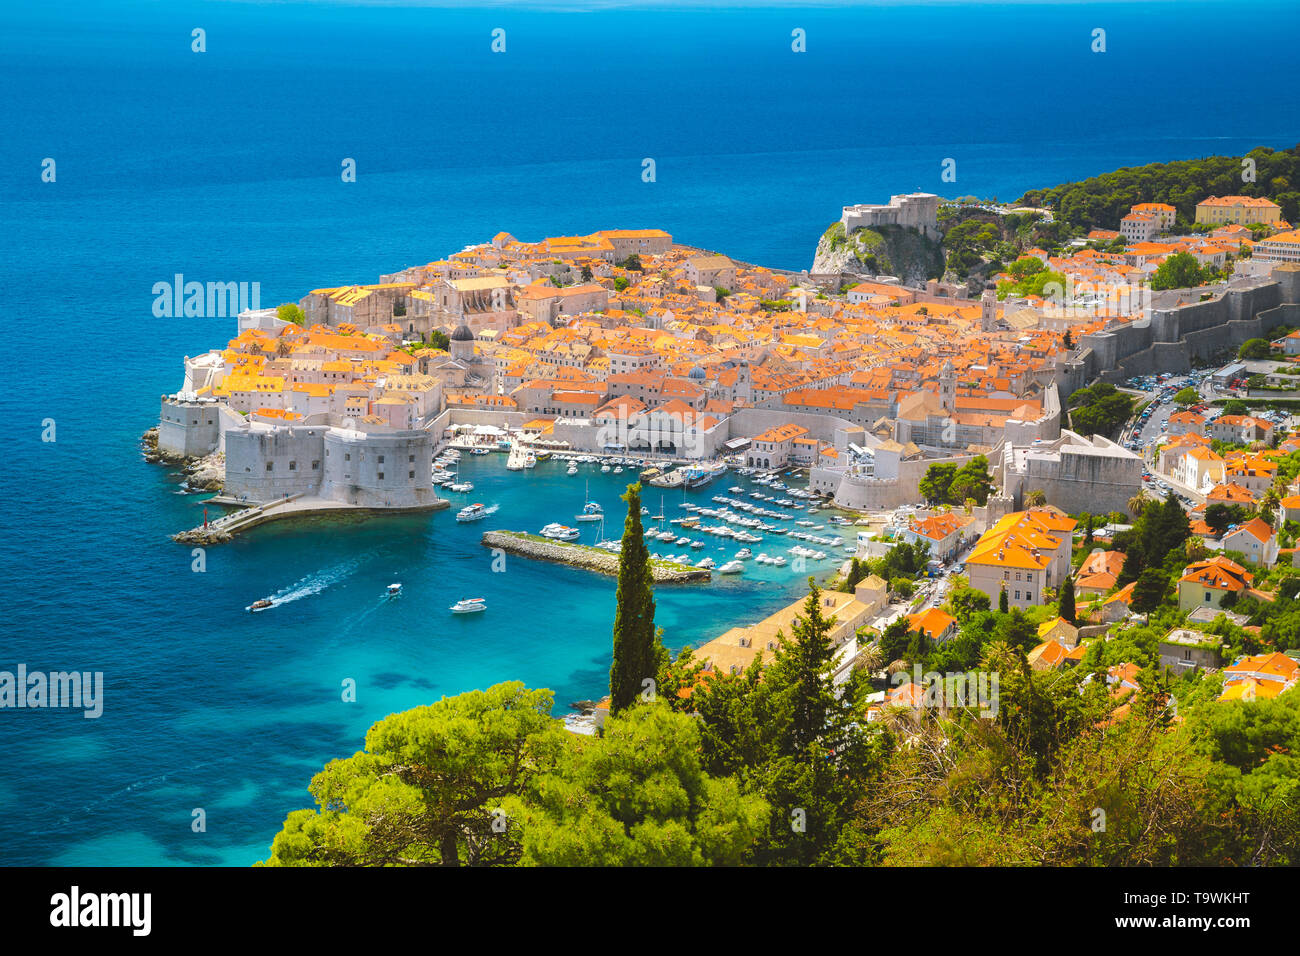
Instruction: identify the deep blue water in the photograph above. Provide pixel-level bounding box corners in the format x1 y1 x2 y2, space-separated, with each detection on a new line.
0 0 1296 865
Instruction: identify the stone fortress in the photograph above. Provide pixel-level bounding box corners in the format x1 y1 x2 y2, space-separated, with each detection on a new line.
1062 263 1300 390
840 192 942 240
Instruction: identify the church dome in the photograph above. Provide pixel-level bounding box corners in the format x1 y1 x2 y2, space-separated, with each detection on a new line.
450 323 474 342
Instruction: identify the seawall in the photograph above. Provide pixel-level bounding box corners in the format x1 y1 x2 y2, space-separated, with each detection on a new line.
482 530 711 583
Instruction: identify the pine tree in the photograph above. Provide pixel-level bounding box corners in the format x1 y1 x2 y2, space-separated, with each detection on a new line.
1059 576 1076 623
609 483 661 713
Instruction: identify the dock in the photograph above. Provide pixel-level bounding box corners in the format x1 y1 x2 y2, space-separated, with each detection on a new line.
173 494 449 544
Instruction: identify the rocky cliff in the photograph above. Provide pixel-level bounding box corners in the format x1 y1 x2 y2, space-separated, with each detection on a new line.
811 221 946 287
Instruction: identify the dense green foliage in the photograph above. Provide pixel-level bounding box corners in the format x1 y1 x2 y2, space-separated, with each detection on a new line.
1151 251 1214 291
1067 382 1135 438
276 302 305 325
919 455 993 506
1017 145 1300 229
996 257 1068 300
1239 338 1273 360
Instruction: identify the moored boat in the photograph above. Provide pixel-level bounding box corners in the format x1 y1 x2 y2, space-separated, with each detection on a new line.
450 598 487 614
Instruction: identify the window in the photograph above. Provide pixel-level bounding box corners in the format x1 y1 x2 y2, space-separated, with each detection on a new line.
1014 591 1020 600
378 472 384 480
266 462 273 471
1026 592 1033 602
289 461 296 471
345 453 351 461
409 455 415 463
409 470 415 479
312 461 320 470
378 455 385 464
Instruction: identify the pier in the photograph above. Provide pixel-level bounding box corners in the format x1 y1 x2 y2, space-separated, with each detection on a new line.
173 494 449 544
481 530 711 582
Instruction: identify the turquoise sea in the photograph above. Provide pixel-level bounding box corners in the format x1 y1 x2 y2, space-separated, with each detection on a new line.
1 0 1297 865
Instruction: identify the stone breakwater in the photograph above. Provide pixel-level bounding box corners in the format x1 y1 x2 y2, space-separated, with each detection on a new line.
481 531 711 583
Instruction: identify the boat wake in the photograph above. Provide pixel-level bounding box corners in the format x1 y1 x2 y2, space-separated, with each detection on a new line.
264 556 367 609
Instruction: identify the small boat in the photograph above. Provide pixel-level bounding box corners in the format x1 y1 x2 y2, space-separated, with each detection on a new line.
601 464 611 473
690 540 705 549
471 447 490 456
718 561 744 574
735 548 752 560
772 556 787 567
575 501 603 522
696 557 716 569
613 466 623 473
450 598 487 614
386 583 403 597
456 503 493 522
247 599 273 612
567 463 578 476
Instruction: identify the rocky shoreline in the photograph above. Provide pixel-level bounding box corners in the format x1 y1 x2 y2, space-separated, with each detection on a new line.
141 426 225 492
481 531 711 583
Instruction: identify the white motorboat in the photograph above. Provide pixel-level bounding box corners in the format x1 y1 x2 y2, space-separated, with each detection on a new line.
696 557 716 569
772 556 787 567
735 548 752 560
718 561 744 574
456 503 495 523
450 598 487 614
567 463 578 476
601 464 611 473
386 583 403 597
540 523 581 542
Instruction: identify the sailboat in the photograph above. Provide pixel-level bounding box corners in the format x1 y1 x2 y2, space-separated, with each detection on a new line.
575 480 603 522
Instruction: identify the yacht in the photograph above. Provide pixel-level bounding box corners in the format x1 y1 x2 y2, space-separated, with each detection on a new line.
772 556 787 567
567 462 579 476
735 548 752 560
540 523 581 542
386 583 403 597
696 557 716 569
450 598 487 614
718 560 744 574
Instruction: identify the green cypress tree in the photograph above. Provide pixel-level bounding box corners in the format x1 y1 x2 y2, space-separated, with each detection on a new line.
1059 575 1076 623
999 586 1009 614
609 482 661 713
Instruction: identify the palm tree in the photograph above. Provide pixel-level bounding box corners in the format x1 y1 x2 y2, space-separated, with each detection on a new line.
1128 493 1149 517
1025 489 1047 508
853 640 884 677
